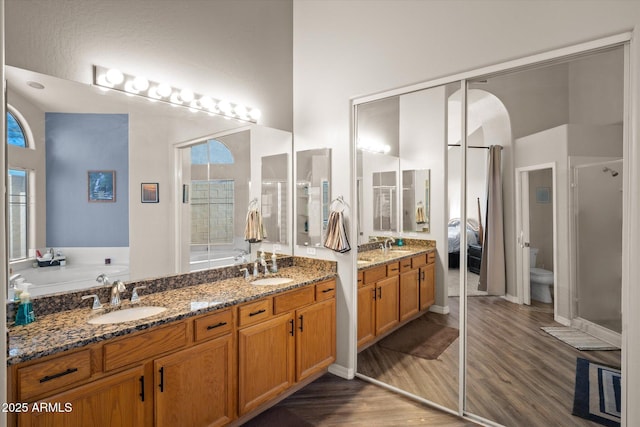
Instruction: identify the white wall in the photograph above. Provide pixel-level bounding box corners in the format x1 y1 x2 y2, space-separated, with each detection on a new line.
293 0 640 423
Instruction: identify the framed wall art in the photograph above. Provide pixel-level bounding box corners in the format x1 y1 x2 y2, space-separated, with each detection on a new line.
141 182 159 203
88 170 116 202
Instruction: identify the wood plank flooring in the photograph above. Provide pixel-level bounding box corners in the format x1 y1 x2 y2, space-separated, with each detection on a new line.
247 373 477 426
358 294 621 426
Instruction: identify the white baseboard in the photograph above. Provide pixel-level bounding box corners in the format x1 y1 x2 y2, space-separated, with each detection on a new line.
328 364 353 380
571 317 621 347
502 294 519 304
429 304 450 314
554 314 571 326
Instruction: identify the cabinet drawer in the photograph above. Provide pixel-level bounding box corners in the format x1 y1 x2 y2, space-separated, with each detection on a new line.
238 298 273 327
427 251 436 264
316 280 336 301
194 309 233 342
274 286 314 314
103 322 188 371
386 262 400 276
363 265 387 284
399 258 413 273
411 253 427 268
18 349 91 401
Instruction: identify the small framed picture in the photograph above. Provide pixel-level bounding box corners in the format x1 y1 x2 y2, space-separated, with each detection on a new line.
141 183 159 203
88 170 116 202
536 187 551 203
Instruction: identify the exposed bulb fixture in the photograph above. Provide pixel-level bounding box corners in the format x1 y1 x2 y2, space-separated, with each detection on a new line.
356 137 391 154
93 65 261 124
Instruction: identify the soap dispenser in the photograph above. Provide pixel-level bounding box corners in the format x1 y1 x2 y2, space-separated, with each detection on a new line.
271 252 278 273
15 283 36 326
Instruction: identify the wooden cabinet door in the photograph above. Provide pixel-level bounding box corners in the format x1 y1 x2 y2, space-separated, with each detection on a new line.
420 263 436 310
155 336 234 427
19 366 145 427
399 269 419 322
357 283 376 348
237 313 295 415
375 275 399 336
295 298 336 382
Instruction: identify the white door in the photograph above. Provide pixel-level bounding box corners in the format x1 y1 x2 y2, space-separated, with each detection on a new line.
515 168 532 305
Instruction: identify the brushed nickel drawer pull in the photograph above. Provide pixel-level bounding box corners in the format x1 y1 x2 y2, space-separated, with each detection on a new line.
206 321 227 330
39 367 78 383
139 376 145 402
249 309 266 317
322 288 334 293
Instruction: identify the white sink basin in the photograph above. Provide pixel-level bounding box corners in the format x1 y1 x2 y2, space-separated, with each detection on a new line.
357 260 372 265
251 277 294 286
88 306 167 325
390 249 412 254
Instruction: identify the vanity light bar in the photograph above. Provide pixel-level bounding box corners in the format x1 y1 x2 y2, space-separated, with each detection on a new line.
356 138 391 154
93 65 262 124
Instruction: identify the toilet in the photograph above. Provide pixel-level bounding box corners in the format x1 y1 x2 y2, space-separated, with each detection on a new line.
530 248 554 303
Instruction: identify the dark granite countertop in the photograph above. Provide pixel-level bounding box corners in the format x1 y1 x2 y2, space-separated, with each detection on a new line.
357 244 436 270
7 265 336 365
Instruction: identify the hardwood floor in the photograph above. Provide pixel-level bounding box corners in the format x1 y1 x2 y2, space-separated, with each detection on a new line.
246 373 476 426
358 294 621 426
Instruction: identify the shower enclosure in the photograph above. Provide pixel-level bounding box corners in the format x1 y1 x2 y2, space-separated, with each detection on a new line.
572 159 623 343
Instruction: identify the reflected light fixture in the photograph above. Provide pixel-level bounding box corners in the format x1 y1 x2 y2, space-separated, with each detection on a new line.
356 137 391 154
93 65 262 124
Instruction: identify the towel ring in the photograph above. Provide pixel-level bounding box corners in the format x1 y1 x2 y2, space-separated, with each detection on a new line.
330 196 347 213
248 198 259 211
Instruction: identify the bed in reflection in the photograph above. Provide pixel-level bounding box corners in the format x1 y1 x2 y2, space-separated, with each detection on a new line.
447 218 480 269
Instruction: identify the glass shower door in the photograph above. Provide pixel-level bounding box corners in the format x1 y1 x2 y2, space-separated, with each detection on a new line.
574 161 623 333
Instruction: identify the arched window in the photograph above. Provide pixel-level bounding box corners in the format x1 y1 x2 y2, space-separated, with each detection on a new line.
7 111 27 147
190 139 234 165
6 109 32 260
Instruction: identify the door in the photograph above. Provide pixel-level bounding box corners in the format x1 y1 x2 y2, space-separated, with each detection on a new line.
515 164 556 307
155 337 234 427
357 283 376 348
375 275 400 336
237 313 295 415
296 298 336 381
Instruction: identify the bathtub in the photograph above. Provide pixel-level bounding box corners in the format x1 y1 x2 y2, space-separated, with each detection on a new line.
189 247 248 272
15 263 130 297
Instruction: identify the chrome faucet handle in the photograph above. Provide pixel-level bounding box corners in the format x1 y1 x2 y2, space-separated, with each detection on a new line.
131 285 146 303
96 273 110 286
239 268 250 280
82 294 103 310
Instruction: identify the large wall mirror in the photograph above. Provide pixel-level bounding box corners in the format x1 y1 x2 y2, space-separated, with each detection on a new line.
355 44 626 426
355 82 460 412
6 65 293 298
296 148 331 247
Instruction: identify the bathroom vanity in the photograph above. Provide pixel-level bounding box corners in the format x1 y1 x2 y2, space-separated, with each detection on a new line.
356 243 436 350
6 259 336 427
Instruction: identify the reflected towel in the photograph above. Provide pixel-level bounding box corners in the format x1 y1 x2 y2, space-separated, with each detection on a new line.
244 208 266 243
416 205 426 224
323 210 350 253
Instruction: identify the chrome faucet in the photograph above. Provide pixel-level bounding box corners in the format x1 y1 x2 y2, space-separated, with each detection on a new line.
260 259 270 276
385 237 396 250
96 274 125 306
239 267 250 281
110 280 126 306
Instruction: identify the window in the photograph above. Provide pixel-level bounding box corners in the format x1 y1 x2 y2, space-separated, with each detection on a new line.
7 111 27 147
8 169 28 260
7 110 31 260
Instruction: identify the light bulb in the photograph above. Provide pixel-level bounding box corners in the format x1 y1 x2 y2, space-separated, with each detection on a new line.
156 83 172 98
217 100 232 114
234 104 248 118
105 68 124 85
179 88 194 103
199 96 214 109
133 76 149 92
249 109 262 121
170 92 183 105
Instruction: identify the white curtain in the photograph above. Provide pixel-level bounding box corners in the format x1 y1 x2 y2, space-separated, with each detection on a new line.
478 145 506 295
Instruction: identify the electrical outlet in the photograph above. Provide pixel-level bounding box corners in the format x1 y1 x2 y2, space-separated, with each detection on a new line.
306 247 316 255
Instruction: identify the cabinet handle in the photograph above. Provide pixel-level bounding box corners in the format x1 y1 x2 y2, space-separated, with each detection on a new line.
377 287 382 299
421 271 425 281
372 288 377 300
289 319 295 336
249 309 266 317
39 367 78 383
139 376 145 402
298 315 304 332
206 321 227 330
322 288 334 293
158 367 164 392
390 267 399 272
